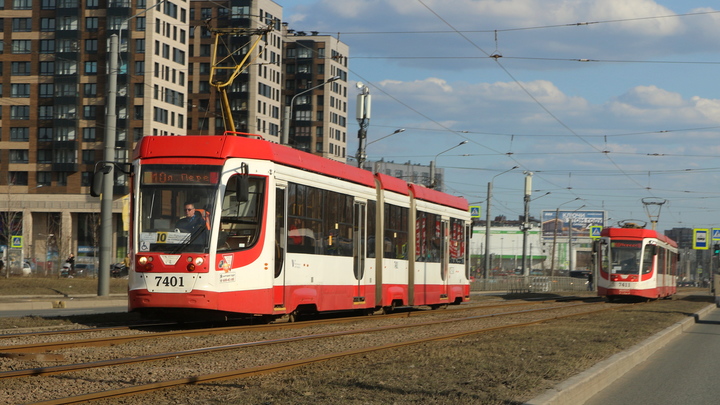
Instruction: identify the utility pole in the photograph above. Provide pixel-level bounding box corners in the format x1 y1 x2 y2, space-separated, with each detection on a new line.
98 34 118 297
521 172 532 276
355 83 371 168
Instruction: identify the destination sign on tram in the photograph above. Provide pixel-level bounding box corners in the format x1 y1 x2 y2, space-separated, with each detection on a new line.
142 166 220 185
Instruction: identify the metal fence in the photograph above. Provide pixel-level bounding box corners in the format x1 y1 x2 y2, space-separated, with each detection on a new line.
470 276 591 294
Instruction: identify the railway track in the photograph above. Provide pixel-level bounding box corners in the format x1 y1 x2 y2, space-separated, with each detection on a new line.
0 297 596 353
0 300 620 404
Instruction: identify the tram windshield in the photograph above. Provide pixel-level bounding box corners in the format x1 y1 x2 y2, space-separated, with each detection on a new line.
608 240 643 274
137 164 221 254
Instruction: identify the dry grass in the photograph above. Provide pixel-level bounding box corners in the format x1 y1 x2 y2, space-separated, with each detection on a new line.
0 277 127 296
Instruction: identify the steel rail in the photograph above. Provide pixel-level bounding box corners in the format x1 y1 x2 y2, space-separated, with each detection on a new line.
1 302 606 380
29 304 618 405
0 298 583 353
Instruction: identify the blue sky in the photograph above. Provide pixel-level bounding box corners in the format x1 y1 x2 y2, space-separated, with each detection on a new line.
275 0 720 232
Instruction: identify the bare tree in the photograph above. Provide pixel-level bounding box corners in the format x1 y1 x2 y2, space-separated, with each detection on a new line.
1 174 24 278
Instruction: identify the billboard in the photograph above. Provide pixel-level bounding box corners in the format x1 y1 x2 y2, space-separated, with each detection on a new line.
541 210 605 239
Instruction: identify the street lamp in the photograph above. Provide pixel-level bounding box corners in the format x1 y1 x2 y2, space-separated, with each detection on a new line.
429 140 467 189
550 198 581 276
484 166 518 279
282 75 341 146
367 128 405 147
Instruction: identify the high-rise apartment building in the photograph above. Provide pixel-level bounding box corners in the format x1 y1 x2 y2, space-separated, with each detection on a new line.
0 0 190 271
0 0 349 273
283 29 349 161
186 0 283 140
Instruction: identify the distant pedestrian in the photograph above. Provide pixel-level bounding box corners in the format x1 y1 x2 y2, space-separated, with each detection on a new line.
587 271 594 291
65 253 75 273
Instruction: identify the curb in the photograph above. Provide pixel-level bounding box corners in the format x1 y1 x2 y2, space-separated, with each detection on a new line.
525 303 717 405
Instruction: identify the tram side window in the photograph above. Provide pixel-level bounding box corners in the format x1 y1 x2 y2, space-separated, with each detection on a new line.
217 176 265 251
366 201 376 258
641 244 655 275
288 183 317 254
384 203 408 259
416 211 441 263
323 189 353 256
286 182 354 256
450 217 465 264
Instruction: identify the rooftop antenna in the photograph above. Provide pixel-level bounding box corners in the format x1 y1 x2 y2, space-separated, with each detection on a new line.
642 197 667 230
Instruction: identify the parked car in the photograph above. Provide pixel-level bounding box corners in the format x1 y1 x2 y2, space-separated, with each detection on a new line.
110 263 128 278
74 263 96 278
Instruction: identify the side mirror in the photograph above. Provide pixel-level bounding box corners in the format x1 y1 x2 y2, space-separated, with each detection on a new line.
235 162 249 202
236 175 249 202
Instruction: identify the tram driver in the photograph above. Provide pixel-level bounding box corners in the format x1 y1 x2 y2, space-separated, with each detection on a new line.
175 203 210 233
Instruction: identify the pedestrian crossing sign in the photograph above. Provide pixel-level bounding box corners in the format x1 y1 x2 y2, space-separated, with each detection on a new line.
590 226 602 238
712 229 720 241
470 206 481 218
10 236 22 249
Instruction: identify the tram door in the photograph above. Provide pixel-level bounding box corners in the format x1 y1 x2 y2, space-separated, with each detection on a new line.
274 186 287 308
353 201 366 300
441 220 449 296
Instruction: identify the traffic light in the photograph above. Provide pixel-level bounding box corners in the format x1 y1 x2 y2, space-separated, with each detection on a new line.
713 244 720 256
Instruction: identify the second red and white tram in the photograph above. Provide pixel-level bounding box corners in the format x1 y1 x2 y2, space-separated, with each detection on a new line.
127 134 471 320
595 223 678 302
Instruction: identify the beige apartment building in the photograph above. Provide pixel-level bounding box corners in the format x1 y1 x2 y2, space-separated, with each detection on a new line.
0 0 349 274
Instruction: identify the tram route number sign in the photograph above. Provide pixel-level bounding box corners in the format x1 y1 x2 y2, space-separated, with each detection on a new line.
694 229 709 250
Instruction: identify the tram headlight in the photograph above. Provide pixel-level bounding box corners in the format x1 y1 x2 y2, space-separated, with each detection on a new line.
136 256 153 272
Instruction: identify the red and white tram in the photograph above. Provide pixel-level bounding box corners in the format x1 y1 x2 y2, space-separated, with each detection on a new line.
127 134 471 320
595 222 678 302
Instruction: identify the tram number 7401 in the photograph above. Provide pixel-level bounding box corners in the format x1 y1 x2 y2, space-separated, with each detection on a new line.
155 275 185 288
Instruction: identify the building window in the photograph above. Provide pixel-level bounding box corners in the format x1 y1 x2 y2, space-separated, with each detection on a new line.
82 127 96 141
57 60 77 75
12 40 31 54
81 150 94 164
38 150 53 163
84 61 97 74
84 83 97 97
40 40 55 54
11 84 30 98
38 127 53 141
13 0 32 10
81 172 92 187
10 150 29 163
10 105 30 119
10 127 29 141
58 16 79 30
82 105 97 119
41 0 56 9
39 83 54 97
136 16 145 30
55 105 77 120
8 172 29 186
135 60 144 74
38 172 52 186
57 39 78 52
40 61 55 75
39 106 54 120
85 39 98 53
135 39 145 53
57 172 68 186
12 18 31 32
85 17 98 31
